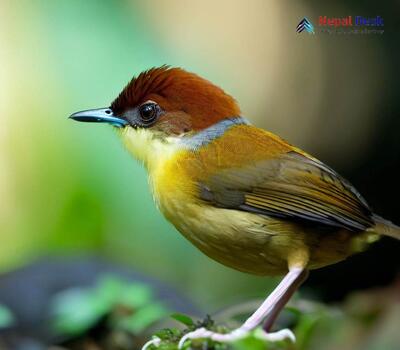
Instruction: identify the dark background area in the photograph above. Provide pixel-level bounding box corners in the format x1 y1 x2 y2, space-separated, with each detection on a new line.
306 0 400 301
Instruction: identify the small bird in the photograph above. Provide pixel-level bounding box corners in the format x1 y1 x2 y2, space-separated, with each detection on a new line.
70 66 400 347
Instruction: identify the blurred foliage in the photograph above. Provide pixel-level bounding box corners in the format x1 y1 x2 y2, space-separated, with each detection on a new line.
45 278 399 350
145 305 321 350
147 315 295 350
0 304 15 329
52 276 169 337
139 282 400 350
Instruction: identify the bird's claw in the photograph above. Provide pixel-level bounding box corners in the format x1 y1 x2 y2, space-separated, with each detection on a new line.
178 327 295 349
141 336 161 350
254 327 296 343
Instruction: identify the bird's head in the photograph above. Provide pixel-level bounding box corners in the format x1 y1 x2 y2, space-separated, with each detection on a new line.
70 66 241 169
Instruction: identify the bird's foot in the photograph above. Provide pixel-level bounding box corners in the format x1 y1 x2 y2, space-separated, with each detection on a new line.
178 326 295 348
141 336 161 350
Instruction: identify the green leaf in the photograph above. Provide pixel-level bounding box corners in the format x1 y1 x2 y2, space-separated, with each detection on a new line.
170 313 194 327
154 327 180 340
295 313 323 350
96 275 125 303
51 287 111 336
118 283 153 309
233 335 270 350
0 304 15 329
285 305 303 318
116 302 169 333
232 330 294 350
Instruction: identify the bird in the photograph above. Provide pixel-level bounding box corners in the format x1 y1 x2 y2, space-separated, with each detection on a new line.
70 66 400 348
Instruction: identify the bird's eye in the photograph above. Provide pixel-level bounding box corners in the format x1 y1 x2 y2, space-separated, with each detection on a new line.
139 102 158 124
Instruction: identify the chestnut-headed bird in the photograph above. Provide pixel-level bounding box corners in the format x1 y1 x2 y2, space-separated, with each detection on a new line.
70 66 400 347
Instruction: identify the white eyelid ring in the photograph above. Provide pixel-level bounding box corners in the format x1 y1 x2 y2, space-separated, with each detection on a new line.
142 100 157 105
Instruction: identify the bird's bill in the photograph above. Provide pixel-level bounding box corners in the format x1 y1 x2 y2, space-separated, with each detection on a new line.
69 107 128 128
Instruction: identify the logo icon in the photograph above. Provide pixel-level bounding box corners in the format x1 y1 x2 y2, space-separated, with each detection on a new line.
296 17 315 34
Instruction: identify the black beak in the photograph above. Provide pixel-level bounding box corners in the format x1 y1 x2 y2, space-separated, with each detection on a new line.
69 108 128 128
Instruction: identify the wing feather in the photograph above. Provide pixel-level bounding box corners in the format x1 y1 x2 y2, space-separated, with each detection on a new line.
200 150 373 231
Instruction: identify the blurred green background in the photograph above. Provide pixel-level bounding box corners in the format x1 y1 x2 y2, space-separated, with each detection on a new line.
1 0 399 327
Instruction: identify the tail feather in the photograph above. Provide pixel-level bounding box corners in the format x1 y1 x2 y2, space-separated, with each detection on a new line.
370 214 400 240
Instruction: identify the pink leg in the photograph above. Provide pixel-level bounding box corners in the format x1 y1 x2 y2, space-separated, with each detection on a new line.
176 267 308 349
241 267 308 331
263 268 309 331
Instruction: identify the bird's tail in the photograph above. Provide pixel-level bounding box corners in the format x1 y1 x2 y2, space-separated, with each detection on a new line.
369 214 400 240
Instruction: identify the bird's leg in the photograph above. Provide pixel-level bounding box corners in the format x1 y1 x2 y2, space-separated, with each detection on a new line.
263 268 309 331
177 267 308 348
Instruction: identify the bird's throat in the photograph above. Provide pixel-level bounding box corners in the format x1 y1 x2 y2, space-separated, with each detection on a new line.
119 127 181 172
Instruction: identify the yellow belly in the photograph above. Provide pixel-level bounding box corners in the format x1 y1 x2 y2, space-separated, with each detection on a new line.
160 197 290 275
149 151 365 276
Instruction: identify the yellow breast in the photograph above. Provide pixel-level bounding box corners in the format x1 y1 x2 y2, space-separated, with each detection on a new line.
149 145 298 276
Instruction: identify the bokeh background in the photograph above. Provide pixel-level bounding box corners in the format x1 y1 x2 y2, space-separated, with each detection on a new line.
1 0 399 347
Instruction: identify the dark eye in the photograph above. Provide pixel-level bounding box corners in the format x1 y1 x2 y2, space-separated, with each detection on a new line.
139 102 158 124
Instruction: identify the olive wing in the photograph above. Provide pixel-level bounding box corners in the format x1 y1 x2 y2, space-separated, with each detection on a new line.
200 151 373 231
